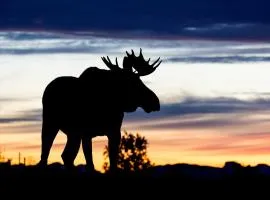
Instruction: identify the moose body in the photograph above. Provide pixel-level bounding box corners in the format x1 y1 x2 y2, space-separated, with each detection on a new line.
38 49 162 172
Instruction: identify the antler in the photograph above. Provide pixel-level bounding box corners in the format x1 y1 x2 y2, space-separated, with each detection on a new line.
101 56 121 71
101 49 162 75
126 48 162 76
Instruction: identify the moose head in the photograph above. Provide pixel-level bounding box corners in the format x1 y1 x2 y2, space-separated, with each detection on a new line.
101 48 162 113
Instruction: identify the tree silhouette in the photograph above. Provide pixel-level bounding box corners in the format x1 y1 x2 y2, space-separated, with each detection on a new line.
102 130 154 172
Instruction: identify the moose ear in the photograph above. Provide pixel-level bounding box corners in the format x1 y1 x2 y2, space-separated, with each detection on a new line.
122 56 133 72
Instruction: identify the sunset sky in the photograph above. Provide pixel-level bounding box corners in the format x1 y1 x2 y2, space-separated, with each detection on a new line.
1 0 270 172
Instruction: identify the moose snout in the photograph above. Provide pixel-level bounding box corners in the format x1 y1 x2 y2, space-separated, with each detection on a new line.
150 94 160 112
155 104 160 111
144 101 160 113
152 102 160 112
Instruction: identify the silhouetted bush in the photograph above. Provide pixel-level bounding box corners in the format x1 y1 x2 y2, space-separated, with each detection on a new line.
102 130 154 172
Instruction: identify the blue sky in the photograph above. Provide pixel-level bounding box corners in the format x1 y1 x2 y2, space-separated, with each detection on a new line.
1 0 270 40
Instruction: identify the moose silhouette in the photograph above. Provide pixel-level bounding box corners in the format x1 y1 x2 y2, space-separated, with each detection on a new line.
37 49 162 172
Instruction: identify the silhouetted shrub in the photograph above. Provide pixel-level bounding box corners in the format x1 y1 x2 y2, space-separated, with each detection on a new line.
102 130 154 172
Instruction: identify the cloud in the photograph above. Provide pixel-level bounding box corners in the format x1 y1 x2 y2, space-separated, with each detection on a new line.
0 97 35 103
130 116 246 130
182 23 270 40
166 56 270 63
123 96 270 130
189 131 270 156
0 31 177 55
3 139 107 151
3 96 270 132
2 31 270 66
125 96 270 121
146 130 270 156
0 96 40 113
0 32 115 55
0 109 41 124
0 122 41 134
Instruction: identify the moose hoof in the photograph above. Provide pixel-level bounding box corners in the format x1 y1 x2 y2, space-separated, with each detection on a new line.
85 164 95 173
63 162 77 172
107 167 121 176
36 160 47 168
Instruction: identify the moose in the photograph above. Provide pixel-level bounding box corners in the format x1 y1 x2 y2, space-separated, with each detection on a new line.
37 49 162 172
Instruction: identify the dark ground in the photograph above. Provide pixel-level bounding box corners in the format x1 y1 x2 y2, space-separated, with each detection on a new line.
1 161 270 197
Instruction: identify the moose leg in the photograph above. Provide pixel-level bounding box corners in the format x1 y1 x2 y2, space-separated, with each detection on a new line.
108 132 121 173
38 120 59 167
61 135 81 169
82 136 94 171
